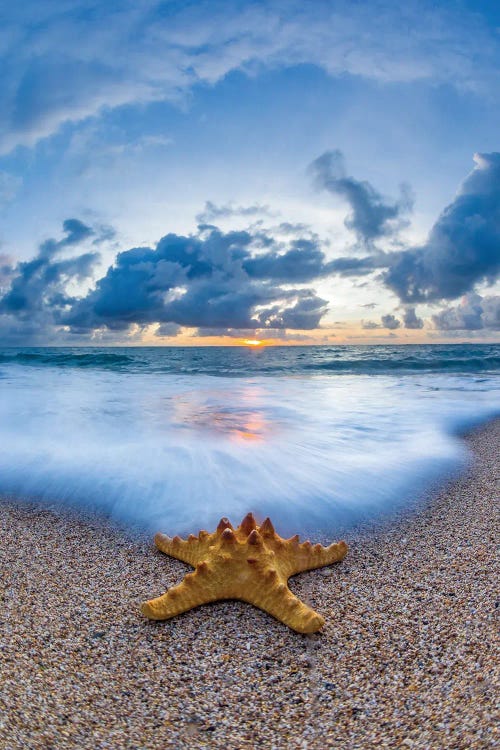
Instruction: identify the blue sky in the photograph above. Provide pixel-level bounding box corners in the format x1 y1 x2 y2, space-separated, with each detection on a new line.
0 0 498 344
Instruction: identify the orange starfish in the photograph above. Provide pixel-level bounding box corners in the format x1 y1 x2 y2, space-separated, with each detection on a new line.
141 513 348 633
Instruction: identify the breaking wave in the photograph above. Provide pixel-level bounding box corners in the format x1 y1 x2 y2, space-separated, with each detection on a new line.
0 350 498 535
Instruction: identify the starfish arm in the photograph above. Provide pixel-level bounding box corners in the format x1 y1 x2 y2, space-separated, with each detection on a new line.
279 540 348 577
141 562 220 620
154 532 210 567
238 578 325 634
142 517 348 633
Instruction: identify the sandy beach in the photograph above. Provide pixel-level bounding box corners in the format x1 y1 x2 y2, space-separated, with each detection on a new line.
1 419 498 750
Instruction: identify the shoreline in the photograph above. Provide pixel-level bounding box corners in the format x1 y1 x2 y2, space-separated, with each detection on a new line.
1 419 498 749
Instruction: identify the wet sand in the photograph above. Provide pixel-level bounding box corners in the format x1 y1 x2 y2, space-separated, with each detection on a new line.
1 419 498 749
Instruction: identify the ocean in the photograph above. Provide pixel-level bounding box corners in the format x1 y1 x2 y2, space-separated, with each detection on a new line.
0 344 498 535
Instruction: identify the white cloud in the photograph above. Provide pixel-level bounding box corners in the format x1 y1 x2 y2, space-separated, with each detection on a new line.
433 293 500 331
1 0 498 153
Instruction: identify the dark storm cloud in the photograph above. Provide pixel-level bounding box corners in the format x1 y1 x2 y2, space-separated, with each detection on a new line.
1 221 332 341
310 150 413 244
0 220 101 342
311 151 500 306
327 255 383 276
2 151 499 343
432 293 500 331
242 239 331 282
39 218 94 256
155 322 182 338
255 292 328 330
381 314 401 330
403 307 424 329
243 239 383 282
383 153 500 303
0 246 97 317
61 226 329 335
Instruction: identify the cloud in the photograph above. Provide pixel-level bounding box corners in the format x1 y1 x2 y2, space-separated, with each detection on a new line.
242 238 332 282
39 218 95 257
361 320 380 329
273 222 312 236
0 222 100 341
402 307 424 329
1 149 499 343
0 218 121 342
310 150 413 244
196 201 276 223
317 151 500 304
327 254 384 276
194 326 317 341
3 223 329 340
0 253 16 291
1 1 498 152
432 293 500 331
118 134 173 153
255 293 328 330
383 153 500 302
381 313 401 330
155 322 182 338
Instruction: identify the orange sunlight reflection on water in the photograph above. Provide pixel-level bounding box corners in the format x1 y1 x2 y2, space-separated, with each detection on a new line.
171 391 270 443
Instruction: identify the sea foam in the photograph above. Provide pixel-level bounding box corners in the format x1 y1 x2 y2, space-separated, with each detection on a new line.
0 359 498 534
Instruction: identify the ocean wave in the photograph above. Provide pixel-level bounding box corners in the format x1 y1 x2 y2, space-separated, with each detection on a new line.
0 367 498 534
0 344 498 376
0 350 142 369
307 355 500 373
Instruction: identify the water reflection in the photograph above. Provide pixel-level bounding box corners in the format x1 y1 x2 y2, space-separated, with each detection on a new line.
171 391 271 442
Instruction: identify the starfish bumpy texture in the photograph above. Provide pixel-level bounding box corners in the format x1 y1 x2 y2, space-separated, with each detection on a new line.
141 513 348 633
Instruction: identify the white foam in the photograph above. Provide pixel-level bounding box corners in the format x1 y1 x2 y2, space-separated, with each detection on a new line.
0 366 498 534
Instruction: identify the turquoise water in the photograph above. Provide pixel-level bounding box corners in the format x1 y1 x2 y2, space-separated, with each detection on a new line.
0 344 498 534
0 343 498 376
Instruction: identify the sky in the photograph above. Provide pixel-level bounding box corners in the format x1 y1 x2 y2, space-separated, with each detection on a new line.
0 0 499 345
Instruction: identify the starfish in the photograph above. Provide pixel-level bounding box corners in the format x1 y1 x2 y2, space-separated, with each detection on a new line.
141 513 348 633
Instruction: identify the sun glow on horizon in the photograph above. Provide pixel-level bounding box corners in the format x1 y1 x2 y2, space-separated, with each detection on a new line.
243 339 263 346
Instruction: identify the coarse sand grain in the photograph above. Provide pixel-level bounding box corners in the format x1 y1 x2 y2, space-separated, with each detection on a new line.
1 419 499 749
